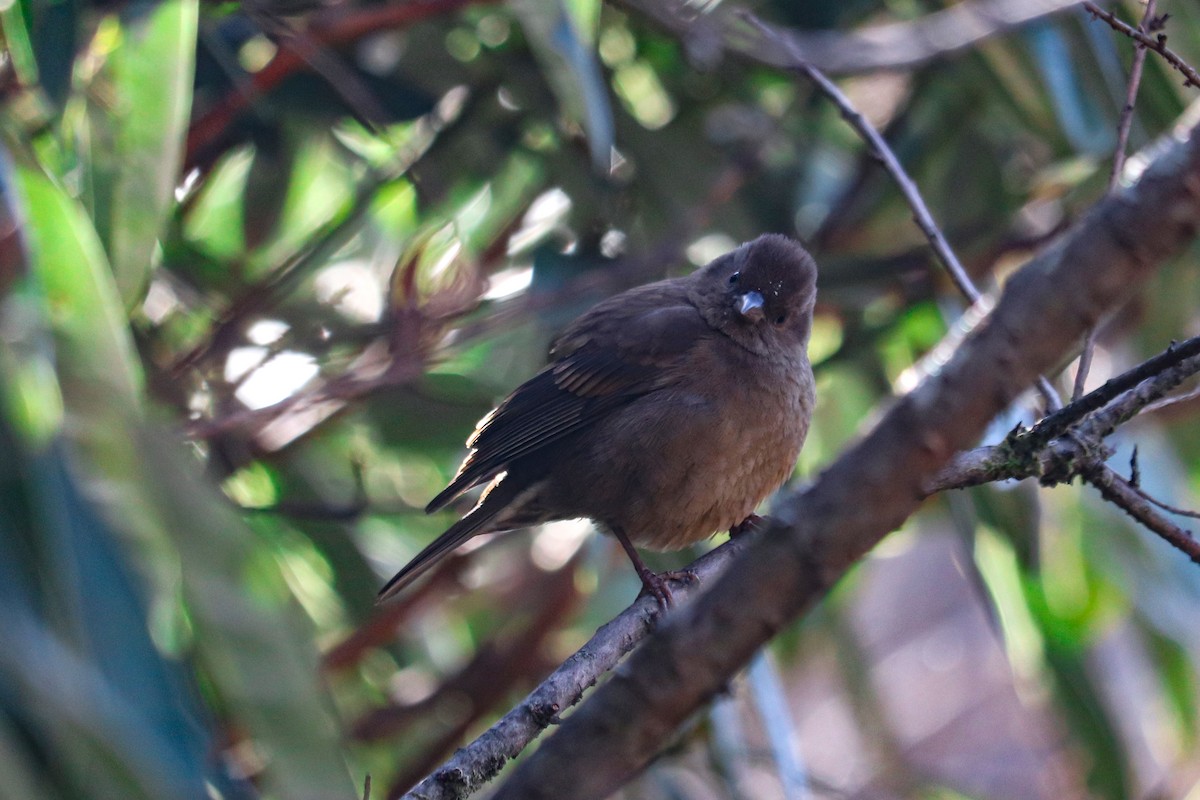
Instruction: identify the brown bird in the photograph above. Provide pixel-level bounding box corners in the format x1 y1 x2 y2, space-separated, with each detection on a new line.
378 233 818 605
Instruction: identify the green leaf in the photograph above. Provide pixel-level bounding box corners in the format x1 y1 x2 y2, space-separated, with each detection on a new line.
135 428 358 800
14 161 145 413
14 161 355 800
0 1 41 92
88 0 199 308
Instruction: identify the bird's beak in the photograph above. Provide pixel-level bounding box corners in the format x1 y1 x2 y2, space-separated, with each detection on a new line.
737 291 765 321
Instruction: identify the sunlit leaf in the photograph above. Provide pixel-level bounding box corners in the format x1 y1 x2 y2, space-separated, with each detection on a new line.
85 0 199 308
14 159 354 800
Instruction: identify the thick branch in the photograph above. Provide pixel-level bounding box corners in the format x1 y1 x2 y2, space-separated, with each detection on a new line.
489 108 1200 800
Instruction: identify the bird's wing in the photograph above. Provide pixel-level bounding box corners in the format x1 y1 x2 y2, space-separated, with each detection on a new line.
426 290 708 512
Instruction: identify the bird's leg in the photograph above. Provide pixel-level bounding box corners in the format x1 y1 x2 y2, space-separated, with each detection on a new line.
611 526 673 607
729 514 765 538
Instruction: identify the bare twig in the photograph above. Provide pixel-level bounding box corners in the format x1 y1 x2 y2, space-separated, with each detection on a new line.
1108 0 1159 194
741 13 976 301
746 651 811 800
1073 340 1200 441
924 339 1200 564
739 10 1062 411
1144 382 1200 414
170 167 398 377
1128 481 1200 521
1083 464 1200 562
1073 331 1099 400
1082 2 1200 89
927 338 1200 495
1074 0 1158 401
1023 335 1200 451
377 563 582 798
251 15 389 131
173 83 463 381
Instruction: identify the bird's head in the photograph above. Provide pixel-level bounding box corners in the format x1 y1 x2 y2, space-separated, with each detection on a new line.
691 234 818 355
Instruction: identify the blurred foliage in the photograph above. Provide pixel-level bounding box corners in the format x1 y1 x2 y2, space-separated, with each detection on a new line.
1 0 1199 798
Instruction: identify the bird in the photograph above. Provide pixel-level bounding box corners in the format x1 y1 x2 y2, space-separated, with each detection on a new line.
378 233 818 606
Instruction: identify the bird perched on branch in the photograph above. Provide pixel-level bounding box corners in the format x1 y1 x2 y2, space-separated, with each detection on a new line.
378 234 818 606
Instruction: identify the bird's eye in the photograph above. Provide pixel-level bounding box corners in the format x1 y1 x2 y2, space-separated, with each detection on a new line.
774 313 788 326
728 272 740 285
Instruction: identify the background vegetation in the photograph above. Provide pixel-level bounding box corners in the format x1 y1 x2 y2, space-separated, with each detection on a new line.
1 0 1199 798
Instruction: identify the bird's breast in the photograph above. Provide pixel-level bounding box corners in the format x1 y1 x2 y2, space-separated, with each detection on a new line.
615 347 814 550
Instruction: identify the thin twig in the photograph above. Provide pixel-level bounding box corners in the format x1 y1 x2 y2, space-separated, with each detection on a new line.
1129 481 1200 520
1023 335 1200 451
170 167 396 376
252 15 390 131
747 651 811 800
174 88 457 379
1073 330 1099 400
1143 382 1200 414
925 342 1200 566
1074 0 1158 401
1108 0 1158 194
1074 342 1200 441
738 10 1062 411
1083 464 1200 562
1082 2 1200 89
740 12 977 302
928 339 1200 494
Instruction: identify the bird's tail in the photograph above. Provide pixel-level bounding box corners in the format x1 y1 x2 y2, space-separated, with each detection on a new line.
376 476 525 604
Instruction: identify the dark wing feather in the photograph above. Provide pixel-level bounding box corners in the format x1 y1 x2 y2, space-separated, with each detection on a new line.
426 289 708 513
379 472 525 602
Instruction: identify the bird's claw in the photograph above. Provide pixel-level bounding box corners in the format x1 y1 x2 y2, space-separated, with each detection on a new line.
729 514 766 538
637 568 698 608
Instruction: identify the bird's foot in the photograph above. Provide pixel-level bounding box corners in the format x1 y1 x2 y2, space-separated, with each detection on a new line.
729 514 766 538
635 568 698 608
636 570 674 607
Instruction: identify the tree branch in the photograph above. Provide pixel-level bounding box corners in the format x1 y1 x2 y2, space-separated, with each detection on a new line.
928 337 1200 495
487 104 1200 800
739 10 1063 411
1082 464 1200 562
924 338 1200 564
1082 2 1200 90
1026 335 1200 449
185 0 501 170
1074 0 1159 400
397 540 750 800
